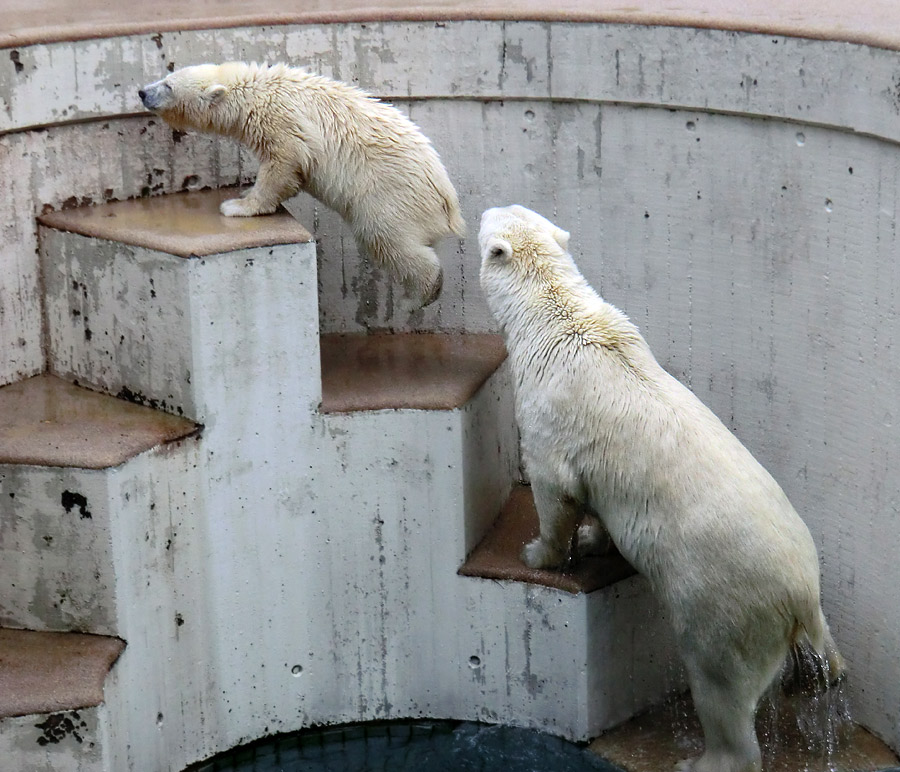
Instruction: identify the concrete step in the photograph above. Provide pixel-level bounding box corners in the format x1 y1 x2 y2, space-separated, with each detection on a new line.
38 187 319 422
457 485 679 738
34 187 530 766
0 627 124 772
459 483 636 593
0 374 200 635
0 374 197 469
320 332 507 412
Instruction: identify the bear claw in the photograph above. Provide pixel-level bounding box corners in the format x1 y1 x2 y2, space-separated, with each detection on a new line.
219 197 274 217
522 538 565 569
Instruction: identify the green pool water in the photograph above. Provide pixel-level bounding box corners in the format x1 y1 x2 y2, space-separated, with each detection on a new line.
188 720 622 772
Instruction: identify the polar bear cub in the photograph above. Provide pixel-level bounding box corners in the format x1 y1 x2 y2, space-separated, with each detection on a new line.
139 62 465 306
479 205 844 772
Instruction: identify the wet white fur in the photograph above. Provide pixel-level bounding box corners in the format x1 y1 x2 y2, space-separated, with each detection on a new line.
479 205 844 772
141 62 464 306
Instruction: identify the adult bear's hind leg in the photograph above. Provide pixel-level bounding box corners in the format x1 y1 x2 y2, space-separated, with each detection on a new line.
677 640 787 772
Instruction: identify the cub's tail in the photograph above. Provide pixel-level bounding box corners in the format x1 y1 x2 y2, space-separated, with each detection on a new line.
443 191 466 238
426 166 466 238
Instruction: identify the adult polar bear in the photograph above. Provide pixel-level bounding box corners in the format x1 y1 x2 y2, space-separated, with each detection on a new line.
479 205 844 772
139 62 464 307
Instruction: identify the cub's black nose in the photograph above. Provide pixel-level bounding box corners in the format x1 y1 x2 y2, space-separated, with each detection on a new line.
138 89 146 100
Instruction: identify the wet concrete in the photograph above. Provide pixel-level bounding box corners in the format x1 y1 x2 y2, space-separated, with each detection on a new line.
589 693 900 772
458 484 637 594
39 188 311 258
0 627 124 719
0 375 198 469
319 332 507 412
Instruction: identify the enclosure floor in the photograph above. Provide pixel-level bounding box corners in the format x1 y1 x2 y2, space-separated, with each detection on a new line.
589 693 900 772
5 0 900 52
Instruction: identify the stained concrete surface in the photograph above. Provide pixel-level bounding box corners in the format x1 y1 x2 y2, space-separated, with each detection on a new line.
0 374 198 468
0 628 124 718
39 188 311 259
319 332 507 412
459 484 637 594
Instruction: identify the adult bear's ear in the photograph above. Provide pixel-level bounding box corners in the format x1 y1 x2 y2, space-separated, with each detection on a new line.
486 237 512 261
553 227 570 251
203 84 228 103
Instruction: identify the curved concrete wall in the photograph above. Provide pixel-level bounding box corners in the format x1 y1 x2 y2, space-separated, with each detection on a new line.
1 18 898 758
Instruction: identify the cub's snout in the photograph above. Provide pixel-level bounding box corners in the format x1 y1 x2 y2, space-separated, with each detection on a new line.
138 80 171 111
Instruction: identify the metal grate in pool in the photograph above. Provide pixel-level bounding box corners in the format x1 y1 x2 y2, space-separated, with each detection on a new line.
187 720 625 772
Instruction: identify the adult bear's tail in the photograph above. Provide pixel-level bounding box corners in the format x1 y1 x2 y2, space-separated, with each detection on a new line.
786 604 846 694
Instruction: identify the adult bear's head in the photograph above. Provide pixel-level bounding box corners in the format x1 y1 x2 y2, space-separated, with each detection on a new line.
478 205 577 321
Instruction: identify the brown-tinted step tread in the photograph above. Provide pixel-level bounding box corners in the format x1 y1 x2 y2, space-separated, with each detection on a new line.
38 187 311 258
0 374 198 469
458 484 636 594
0 628 125 719
319 332 507 412
5 1 900 53
589 693 900 772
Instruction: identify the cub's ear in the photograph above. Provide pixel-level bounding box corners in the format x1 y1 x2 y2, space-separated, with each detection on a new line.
485 238 512 261
203 84 227 103
553 227 570 251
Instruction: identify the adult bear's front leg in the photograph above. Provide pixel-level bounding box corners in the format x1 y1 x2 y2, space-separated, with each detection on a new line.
521 480 582 570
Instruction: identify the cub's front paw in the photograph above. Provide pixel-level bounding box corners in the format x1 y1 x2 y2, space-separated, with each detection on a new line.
522 538 565 569
220 197 270 217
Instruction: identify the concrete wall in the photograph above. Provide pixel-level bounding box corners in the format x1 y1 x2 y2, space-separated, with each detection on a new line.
1 18 898 754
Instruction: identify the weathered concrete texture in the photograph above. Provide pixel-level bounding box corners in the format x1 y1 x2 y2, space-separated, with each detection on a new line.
0 628 124 718
0 706 106 772
593 105 900 751
99 442 216 770
0 433 203 636
305 97 603 335
459 485 636 594
5 22 900 138
0 375 197 468
319 332 507 412
41 229 318 423
0 466 117 634
0 115 257 388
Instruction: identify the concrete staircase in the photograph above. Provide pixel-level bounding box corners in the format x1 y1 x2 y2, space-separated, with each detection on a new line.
0 188 676 771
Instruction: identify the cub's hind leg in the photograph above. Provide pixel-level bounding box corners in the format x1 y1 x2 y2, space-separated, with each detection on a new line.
361 234 444 308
